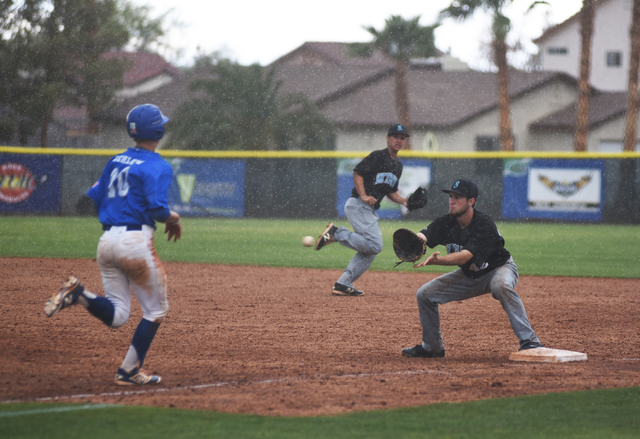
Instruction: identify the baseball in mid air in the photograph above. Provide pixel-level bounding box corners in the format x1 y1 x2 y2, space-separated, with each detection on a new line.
302 235 315 247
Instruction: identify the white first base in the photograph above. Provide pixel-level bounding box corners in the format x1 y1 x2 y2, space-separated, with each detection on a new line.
509 347 587 363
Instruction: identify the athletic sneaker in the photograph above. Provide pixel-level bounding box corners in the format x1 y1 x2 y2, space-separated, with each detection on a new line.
315 223 337 251
402 344 445 358
44 276 85 317
332 282 364 296
518 340 544 351
114 367 162 386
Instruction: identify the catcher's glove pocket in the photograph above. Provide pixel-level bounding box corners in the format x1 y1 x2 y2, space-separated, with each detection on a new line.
392 228 426 267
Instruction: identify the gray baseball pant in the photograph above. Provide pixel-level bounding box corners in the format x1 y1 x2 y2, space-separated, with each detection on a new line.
334 197 383 288
416 258 540 352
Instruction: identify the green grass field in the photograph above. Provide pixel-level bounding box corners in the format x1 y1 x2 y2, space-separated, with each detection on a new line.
1 216 638 277
1 216 639 438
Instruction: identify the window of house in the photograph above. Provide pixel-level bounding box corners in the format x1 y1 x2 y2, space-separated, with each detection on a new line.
606 51 622 67
476 136 500 152
547 47 568 55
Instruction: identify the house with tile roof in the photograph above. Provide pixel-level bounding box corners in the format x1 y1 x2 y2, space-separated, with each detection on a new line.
533 0 633 92
93 41 638 153
50 51 182 148
267 42 580 152
530 0 639 152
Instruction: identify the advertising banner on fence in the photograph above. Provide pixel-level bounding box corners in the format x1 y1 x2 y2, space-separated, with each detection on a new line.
337 158 432 219
167 158 245 217
0 153 62 214
502 158 604 222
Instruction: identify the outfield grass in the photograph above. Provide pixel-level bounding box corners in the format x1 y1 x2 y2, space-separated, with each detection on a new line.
1 215 639 438
2 388 639 439
0 216 638 277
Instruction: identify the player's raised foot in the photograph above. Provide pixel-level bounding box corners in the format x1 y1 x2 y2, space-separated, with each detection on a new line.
315 223 337 251
518 340 544 351
115 367 162 386
402 344 445 358
332 282 364 296
44 276 85 317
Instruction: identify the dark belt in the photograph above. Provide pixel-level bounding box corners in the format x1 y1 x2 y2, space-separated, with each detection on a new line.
103 224 143 231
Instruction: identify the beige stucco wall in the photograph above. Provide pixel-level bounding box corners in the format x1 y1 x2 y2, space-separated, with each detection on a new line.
537 0 633 92
335 79 578 152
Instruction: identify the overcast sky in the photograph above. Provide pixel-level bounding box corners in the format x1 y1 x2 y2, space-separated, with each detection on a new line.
133 0 584 69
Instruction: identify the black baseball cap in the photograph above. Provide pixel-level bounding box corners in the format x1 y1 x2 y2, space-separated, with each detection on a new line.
442 178 479 199
387 124 410 137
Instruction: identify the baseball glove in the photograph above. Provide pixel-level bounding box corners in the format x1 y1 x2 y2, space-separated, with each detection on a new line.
392 228 426 267
406 186 428 211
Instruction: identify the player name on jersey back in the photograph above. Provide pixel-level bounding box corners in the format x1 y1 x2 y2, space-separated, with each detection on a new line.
113 155 145 166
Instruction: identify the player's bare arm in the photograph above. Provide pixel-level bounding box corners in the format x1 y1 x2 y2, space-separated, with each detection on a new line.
353 172 377 206
386 191 408 207
414 249 473 268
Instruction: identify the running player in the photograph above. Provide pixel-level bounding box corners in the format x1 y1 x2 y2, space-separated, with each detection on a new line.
314 124 409 296
44 104 181 385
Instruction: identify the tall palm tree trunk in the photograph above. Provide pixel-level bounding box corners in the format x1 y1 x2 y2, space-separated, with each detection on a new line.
575 0 595 152
493 36 513 151
624 0 640 152
40 111 50 148
394 59 412 149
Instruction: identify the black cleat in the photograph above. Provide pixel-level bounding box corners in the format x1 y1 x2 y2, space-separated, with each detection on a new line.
332 282 364 296
402 344 445 358
518 340 544 351
315 223 337 251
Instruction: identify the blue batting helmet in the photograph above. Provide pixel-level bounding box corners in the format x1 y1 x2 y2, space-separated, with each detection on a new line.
126 104 170 140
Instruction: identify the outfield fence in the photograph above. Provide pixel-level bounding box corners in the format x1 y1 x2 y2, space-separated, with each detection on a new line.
1 147 639 224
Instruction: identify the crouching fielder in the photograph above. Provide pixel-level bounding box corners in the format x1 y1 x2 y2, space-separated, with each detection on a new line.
402 178 543 358
45 104 181 386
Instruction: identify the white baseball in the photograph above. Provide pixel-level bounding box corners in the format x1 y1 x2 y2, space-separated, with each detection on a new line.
302 235 315 247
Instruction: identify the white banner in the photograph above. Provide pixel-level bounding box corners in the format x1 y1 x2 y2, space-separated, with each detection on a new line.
527 167 601 212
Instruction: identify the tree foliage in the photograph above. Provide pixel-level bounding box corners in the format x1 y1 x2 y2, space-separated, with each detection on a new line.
0 0 169 146
168 59 334 151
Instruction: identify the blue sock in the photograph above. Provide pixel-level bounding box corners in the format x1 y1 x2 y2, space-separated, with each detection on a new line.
85 296 115 326
130 319 160 368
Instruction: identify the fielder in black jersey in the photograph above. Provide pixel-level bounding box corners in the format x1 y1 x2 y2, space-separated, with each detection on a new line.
314 124 409 296
402 178 543 358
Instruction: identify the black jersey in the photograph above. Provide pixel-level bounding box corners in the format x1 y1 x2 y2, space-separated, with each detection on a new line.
420 209 511 279
351 149 403 210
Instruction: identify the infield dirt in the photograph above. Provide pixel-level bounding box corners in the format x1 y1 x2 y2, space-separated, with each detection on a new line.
2 257 639 416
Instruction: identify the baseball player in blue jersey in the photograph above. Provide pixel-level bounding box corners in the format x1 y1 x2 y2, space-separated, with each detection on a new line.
44 104 181 386
314 124 409 296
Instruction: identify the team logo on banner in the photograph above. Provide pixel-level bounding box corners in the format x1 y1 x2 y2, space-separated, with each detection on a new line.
0 162 48 203
527 168 601 212
177 174 196 203
537 173 592 198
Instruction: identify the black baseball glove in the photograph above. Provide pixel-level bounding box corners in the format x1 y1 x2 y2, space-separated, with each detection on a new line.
406 186 428 211
392 228 426 267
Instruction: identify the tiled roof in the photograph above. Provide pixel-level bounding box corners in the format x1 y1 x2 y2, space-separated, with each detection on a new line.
102 51 182 86
95 68 210 122
270 42 394 67
292 67 576 128
532 0 614 44
530 91 628 131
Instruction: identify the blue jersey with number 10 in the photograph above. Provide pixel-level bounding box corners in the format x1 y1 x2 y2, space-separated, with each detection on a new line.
87 147 173 228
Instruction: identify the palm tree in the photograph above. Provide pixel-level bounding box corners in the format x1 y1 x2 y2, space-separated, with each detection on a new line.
624 0 640 152
169 59 334 151
351 15 439 149
574 0 596 152
440 0 516 151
